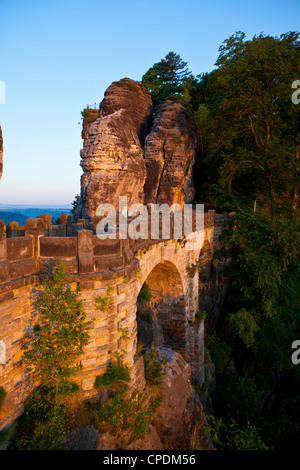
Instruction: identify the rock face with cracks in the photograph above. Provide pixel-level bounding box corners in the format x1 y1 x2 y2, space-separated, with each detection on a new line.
99 78 153 148
74 78 153 219
149 348 213 450
143 99 197 207
75 80 198 219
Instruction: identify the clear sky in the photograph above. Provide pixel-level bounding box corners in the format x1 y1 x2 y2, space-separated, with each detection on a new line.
0 0 299 205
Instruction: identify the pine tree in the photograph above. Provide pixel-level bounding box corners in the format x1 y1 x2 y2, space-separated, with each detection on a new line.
142 51 191 108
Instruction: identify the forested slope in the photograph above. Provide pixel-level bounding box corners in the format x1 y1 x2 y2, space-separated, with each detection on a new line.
142 32 300 449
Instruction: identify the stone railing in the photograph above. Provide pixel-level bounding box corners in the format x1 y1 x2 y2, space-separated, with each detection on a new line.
0 209 216 281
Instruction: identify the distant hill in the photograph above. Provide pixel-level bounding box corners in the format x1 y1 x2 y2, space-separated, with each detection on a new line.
0 205 71 226
0 211 28 225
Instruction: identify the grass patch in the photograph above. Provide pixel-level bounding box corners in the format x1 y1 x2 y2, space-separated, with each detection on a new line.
112 80 141 93
86 386 161 445
94 361 130 388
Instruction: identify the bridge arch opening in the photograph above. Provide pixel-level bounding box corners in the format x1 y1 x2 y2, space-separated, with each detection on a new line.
136 261 187 357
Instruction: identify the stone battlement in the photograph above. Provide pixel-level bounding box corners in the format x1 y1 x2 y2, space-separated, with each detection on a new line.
0 209 216 280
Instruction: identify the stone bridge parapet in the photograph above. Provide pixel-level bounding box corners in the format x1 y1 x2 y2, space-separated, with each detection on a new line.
0 208 230 429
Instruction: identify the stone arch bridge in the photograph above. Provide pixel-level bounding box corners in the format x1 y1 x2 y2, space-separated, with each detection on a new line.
0 208 230 428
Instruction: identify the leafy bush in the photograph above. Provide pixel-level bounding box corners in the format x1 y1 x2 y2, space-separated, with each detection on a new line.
205 335 232 375
227 308 260 350
88 362 161 446
217 374 263 426
22 263 91 396
87 386 160 446
143 344 165 386
94 361 130 388
138 283 152 301
16 387 73 450
205 415 272 450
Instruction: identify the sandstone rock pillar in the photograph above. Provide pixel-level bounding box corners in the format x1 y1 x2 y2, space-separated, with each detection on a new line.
75 78 153 220
143 99 197 207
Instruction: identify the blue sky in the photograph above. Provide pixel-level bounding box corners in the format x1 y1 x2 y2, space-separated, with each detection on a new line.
0 0 299 205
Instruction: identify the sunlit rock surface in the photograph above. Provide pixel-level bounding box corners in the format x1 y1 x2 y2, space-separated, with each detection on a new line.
75 78 153 219
143 99 197 207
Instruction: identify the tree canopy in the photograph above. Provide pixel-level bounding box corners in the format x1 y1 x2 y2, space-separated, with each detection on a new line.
142 51 191 108
196 31 300 215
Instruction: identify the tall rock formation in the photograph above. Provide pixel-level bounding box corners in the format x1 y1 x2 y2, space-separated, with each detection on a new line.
75 78 153 219
75 80 198 220
0 126 3 179
143 99 197 207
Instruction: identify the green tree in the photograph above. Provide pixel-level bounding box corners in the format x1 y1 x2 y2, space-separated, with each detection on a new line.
220 208 300 366
193 32 300 450
205 415 272 450
22 263 91 396
142 52 191 108
198 31 300 215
